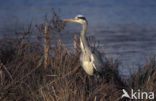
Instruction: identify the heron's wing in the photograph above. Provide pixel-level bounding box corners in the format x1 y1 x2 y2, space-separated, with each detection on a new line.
90 49 104 72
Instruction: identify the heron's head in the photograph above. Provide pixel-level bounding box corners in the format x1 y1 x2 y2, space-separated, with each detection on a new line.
63 15 88 24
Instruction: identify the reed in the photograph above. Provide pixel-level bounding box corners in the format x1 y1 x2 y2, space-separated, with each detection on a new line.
128 57 156 101
44 24 49 69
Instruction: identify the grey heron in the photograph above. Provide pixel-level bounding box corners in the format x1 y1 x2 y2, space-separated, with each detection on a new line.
63 15 104 77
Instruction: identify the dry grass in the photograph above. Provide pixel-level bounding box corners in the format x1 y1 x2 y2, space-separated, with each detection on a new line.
128 57 156 101
0 9 155 101
43 24 49 69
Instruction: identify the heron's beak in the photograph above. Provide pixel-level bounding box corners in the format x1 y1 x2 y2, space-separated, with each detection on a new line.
63 18 76 22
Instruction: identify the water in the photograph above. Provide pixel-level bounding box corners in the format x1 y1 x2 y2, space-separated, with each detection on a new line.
1 0 156 75
62 25 156 75
95 29 156 75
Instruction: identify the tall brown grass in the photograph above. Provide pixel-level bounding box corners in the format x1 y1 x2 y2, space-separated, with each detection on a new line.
43 24 49 69
0 9 155 101
128 57 156 101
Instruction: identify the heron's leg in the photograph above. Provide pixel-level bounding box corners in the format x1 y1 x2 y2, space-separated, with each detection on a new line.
85 75 90 95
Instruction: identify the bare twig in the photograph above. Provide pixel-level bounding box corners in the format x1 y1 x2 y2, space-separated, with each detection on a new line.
44 24 50 69
0 62 13 81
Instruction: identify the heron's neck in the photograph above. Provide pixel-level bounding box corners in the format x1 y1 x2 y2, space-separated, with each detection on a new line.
80 23 90 52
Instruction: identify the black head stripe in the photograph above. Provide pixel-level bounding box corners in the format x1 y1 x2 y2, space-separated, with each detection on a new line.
78 17 86 20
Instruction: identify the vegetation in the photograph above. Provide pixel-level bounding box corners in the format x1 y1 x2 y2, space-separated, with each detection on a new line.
0 9 155 101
